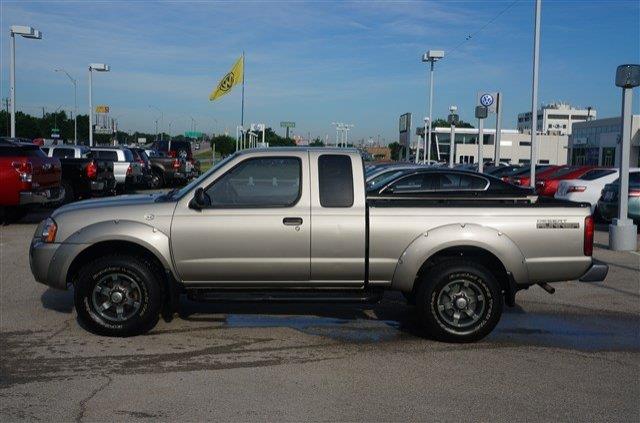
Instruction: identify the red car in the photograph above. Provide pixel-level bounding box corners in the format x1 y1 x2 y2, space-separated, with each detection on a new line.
1 138 63 221
508 165 561 186
535 166 596 197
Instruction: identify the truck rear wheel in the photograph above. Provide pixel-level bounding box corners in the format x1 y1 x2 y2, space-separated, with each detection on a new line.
74 255 162 336
416 259 503 343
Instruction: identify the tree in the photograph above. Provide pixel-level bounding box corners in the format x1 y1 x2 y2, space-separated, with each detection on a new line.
432 118 474 128
309 137 324 147
389 142 403 161
210 134 236 156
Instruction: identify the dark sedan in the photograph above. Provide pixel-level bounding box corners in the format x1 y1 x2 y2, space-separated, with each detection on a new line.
367 168 534 199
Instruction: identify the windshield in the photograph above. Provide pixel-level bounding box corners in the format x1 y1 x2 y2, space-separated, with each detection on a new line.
163 153 238 200
580 169 616 180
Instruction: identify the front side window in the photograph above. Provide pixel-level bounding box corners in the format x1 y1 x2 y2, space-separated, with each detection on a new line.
205 157 301 207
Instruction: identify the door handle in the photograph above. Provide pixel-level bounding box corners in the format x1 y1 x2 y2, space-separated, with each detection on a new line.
283 217 303 226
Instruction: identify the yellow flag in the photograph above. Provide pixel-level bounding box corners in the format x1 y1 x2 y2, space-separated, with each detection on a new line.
209 55 244 101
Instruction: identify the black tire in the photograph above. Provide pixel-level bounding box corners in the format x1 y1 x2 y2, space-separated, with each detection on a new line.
74 255 163 336
61 180 75 204
150 169 164 189
416 259 503 343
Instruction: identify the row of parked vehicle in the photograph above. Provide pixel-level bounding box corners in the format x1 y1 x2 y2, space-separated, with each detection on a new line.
0 137 200 221
365 161 639 223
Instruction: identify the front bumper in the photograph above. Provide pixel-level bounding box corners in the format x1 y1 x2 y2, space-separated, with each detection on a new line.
578 259 609 282
19 187 64 206
29 239 87 290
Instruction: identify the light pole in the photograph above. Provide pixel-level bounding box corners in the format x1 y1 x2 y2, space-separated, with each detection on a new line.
9 26 42 138
422 50 444 164
529 0 541 187
343 124 354 147
55 69 77 143
475 106 488 173
609 64 640 251
88 63 110 147
448 106 458 168
332 122 342 147
148 105 163 141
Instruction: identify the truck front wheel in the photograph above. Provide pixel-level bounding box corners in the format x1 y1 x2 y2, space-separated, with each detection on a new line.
416 259 503 343
74 255 162 336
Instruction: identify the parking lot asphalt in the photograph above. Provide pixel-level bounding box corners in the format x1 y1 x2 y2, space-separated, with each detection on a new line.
1 208 638 422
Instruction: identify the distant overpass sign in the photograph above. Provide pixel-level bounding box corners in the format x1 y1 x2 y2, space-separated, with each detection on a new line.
185 131 202 139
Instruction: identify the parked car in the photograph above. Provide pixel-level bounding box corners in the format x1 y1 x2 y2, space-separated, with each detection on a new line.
365 164 426 190
149 140 200 180
555 168 622 213
127 147 154 188
597 170 640 224
41 145 116 203
144 149 187 188
150 139 192 160
91 147 143 192
535 166 596 197
29 148 606 342
484 164 521 177
367 168 534 199
507 165 560 186
0 139 63 221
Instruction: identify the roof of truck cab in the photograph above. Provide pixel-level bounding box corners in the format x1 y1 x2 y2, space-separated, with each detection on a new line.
237 147 361 154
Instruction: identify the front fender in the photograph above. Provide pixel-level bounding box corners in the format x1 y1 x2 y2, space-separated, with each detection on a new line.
390 223 529 292
52 220 175 285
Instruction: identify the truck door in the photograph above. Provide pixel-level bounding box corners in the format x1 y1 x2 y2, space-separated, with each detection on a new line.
170 151 311 284
309 152 366 286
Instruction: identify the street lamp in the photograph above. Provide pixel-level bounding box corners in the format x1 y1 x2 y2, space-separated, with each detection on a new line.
422 49 444 164
9 25 42 138
609 64 640 251
148 105 163 141
529 0 542 187
88 63 110 147
55 68 77 143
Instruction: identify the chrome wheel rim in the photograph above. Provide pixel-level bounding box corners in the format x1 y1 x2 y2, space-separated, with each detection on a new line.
91 273 142 322
436 279 486 329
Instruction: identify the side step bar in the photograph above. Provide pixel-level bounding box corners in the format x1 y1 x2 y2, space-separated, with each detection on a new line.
186 288 384 304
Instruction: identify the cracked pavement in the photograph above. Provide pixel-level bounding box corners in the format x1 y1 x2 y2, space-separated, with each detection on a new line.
1 219 638 422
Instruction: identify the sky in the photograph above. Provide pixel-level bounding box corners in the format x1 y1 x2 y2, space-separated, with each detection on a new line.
1 0 639 143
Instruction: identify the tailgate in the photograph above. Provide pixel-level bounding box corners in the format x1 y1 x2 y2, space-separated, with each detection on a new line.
30 157 61 189
96 159 115 180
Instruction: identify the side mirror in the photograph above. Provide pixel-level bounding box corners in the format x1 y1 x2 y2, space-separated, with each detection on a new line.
189 187 207 210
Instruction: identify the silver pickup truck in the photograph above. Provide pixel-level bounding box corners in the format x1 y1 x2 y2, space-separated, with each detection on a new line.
29 148 607 342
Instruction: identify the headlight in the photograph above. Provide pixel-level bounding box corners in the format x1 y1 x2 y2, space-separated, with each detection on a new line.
40 218 57 243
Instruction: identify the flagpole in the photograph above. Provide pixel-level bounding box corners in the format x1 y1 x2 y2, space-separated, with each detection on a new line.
241 51 245 128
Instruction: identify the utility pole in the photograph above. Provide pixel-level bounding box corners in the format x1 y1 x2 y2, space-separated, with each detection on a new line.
529 0 542 187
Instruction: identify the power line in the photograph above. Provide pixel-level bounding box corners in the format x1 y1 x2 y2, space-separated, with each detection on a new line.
447 0 520 58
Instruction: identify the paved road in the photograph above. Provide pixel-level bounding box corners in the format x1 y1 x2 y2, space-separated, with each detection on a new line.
1 215 638 422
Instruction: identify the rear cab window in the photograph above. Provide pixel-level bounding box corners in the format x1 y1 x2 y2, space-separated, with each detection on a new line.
318 155 354 207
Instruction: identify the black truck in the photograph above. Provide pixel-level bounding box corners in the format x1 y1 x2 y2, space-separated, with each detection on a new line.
41 145 116 203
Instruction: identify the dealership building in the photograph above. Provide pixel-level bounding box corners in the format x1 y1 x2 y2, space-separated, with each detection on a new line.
568 115 640 167
421 127 568 165
517 102 595 136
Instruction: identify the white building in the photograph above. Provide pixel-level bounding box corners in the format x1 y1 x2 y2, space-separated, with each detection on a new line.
517 102 595 136
416 127 568 165
568 115 640 167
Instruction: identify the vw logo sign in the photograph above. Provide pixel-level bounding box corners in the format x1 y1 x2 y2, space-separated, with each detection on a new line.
480 94 494 107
